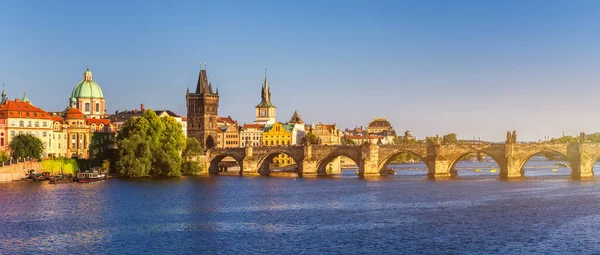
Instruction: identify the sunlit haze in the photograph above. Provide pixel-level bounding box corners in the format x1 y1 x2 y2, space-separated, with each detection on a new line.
1 0 599 141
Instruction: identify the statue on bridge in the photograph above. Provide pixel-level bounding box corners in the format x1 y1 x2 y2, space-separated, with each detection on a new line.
580 132 586 143
506 131 517 144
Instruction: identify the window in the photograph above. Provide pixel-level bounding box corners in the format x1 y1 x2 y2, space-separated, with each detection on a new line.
28 121 32 127
96 103 100 112
35 121 39 127
85 103 90 112
35 131 39 137
42 122 47 127
10 120 15 127
10 131 15 137
43 132 47 137
19 121 23 127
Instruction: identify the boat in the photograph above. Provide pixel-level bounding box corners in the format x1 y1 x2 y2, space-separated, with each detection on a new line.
474 169 482 172
556 161 570 168
76 169 107 183
385 168 396 175
49 174 74 184
489 169 498 173
33 172 51 181
552 169 559 172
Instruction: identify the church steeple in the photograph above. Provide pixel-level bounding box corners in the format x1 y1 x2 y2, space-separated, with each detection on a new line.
195 63 209 94
1 81 6 104
256 69 274 108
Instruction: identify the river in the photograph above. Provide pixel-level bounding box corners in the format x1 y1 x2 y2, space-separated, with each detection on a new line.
1 157 600 254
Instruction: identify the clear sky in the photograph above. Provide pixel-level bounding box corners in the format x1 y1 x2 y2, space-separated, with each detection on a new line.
1 0 599 142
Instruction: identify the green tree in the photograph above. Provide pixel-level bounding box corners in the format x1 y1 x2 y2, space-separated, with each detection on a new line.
302 133 318 145
341 137 356 145
116 109 186 177
548 136 577 144
0 151 9 162
181 137 204 175
9 134 43 160
443 133 458 144
117 134 152 177
182 137 203 160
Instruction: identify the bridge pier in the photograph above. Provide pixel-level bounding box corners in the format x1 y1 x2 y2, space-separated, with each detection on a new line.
241 156 259 176
425 159 454 179
299 159 318 177
360 143 382 177
570 143 595 180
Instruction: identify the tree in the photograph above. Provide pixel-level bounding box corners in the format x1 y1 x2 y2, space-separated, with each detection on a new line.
116 109 186 177
302 133 318 145
9 134 43 160
341 137 356 145
182 137 203 160
117 134 152 177
0 151 9 162
443 133 458 144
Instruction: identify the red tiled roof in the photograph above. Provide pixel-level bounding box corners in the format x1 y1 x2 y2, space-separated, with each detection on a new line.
0 100 52 120
243 124 265 129
65 107 85 119
86 118 111 125
181 117 187 121
218 116 238 125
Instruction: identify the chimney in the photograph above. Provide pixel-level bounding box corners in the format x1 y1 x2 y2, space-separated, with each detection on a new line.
141 103 145 112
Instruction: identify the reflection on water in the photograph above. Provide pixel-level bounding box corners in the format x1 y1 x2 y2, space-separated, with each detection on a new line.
2 160 600 254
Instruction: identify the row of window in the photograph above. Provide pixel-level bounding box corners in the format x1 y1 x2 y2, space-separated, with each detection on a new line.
11 120 49 128
263 140 292 146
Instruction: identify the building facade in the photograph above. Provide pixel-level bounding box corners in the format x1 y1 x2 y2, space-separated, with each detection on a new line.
287 111 306 145
263 122 293 166
240 124 264 147
186 66 219 150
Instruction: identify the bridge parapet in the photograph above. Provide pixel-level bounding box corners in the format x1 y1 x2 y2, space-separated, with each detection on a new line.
204 142 600 179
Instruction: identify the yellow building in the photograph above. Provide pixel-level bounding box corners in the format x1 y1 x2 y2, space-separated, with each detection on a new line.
262 122 293 166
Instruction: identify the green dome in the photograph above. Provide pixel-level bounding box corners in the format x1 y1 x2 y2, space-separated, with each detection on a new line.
71 69 104 99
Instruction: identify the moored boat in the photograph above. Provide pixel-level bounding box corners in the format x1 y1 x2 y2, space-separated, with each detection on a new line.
76 169 106 183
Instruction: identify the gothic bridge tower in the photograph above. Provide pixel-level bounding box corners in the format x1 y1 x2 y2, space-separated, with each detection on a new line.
186 65 219 150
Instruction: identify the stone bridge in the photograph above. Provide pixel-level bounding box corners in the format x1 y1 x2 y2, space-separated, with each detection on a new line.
205 142 600 179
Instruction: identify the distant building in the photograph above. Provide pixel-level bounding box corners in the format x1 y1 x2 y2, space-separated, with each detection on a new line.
109 104 186 136
263 122 293 166
310 122 341 145
366 117 396 144
287 111 306 145
240 123 264 147
214 116 240 148
402 130 415 141
254 72 276 125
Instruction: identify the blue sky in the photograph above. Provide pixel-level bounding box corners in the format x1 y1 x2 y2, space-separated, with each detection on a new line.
1 0 599 141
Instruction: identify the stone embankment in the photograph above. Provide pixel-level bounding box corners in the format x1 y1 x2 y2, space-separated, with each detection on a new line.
0 161 40 182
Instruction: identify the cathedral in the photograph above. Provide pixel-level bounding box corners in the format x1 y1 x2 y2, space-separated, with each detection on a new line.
186 65 220 150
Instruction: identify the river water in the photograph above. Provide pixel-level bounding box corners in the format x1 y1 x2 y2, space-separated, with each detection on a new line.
2 157 600 254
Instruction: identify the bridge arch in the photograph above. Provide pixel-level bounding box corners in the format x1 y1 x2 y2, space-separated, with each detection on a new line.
315 150 363 176
447 151 504 177
518 149 574 176
208 154 244 174
255 150 304 175
378 150 428 175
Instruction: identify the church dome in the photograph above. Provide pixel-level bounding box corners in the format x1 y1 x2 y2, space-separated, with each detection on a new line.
368 118 392 129
71 69 104 99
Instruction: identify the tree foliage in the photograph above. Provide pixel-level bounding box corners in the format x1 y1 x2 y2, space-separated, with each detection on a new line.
116 110 186 177
9 134 44 160
341 137 356 145
302 133 318 145
181 138 205 175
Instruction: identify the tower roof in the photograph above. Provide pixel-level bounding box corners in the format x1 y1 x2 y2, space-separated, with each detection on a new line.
21 92 30 103
71 68 104 99
288 110 304 124
194 64 217 95
256 70 275 108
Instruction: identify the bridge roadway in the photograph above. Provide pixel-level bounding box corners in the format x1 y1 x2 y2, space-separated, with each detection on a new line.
206 142 600 179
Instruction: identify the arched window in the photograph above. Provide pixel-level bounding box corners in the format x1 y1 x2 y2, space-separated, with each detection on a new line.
85 103 90 112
